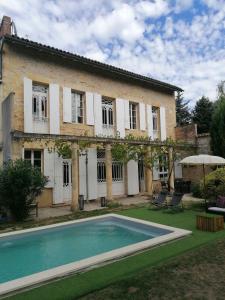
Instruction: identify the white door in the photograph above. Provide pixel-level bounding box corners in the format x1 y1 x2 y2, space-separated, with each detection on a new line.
62 159 72 202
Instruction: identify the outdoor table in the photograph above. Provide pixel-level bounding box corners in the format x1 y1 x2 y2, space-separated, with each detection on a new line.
196 213 224 232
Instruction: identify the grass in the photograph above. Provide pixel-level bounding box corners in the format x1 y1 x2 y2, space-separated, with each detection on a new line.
6 207 225 300
80 238 225 300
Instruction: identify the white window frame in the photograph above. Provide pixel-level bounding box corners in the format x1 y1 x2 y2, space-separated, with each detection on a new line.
24 149 42 170
71 91 84 124
102 98 114 129
129 102 138 129
32 84 48 122
152 106 159 139
97 150 124 182
158 155 168 181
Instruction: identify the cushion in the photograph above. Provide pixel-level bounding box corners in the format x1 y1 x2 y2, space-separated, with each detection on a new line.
216 196 225 208
208 207 225 213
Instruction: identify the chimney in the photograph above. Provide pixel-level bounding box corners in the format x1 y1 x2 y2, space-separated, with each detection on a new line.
0 16 12 38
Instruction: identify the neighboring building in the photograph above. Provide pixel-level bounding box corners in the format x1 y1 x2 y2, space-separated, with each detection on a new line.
175 123 212 183
0 16 182 208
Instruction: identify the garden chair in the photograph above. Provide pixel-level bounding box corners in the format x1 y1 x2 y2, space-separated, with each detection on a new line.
167 192 184 209
150 191 167 208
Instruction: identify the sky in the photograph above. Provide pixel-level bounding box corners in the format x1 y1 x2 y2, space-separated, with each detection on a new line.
0 0 225 104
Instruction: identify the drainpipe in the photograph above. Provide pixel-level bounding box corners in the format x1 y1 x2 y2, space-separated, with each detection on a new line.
0 37 4 82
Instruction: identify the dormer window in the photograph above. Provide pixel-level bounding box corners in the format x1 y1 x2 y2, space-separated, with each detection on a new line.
32 84 48 121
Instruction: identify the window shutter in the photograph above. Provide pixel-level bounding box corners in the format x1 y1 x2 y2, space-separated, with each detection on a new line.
87 148 98 200
124 99 130 129
79 154 87 200
86 92 94 125
116 98 125 138
160 106 167 141
49 84 60 134
44 149 55 188
24 77 33 133
63 87 72 123
147 104 153 139
53 152 63 204
139 102 146 130
127 160 139 195
94 93 102 135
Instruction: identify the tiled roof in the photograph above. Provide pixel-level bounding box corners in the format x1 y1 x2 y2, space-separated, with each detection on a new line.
2 34 183 93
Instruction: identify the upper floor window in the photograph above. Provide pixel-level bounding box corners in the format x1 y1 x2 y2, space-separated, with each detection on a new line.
152 106 159 138
24 149 42 170
71 91 84 124
129 102 138 129
32 84 48 121
102 99 113 128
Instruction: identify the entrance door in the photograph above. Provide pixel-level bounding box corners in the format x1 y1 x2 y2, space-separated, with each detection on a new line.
62 159 72 203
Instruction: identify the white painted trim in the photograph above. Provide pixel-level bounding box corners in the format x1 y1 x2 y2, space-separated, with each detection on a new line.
147 104 153 139
0 213 191 296
139 102 146 131
94 93 102 135
49 84 60 134
63 87 72 123
86 92 94 125
124 99 130 129
116 98 125 138
160 106 166 141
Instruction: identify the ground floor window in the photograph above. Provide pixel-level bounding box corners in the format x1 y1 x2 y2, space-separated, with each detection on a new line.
112 161 123 181
97 150 123 183
24 149 42 170
159 155 168 181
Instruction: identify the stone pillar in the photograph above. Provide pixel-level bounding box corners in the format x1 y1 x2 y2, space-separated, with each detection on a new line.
105 143 113 201
168 147 175 191
71 142 79 211
145 146 153 196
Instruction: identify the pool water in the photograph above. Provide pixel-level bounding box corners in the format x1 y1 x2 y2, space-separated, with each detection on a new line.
0 216 171 284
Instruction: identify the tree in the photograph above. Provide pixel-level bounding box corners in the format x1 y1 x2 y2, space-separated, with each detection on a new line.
0 159 47 221
210 95 225 158
176 92 191 126
192 96 214 134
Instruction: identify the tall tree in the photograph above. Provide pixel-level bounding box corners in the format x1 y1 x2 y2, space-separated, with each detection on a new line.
176 91 191 126
210 95 225 158
192 96 214 134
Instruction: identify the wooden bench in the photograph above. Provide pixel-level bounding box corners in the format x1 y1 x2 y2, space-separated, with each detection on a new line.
196 213 224 232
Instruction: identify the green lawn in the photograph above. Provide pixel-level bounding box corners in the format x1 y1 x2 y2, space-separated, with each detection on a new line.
6 208 225 300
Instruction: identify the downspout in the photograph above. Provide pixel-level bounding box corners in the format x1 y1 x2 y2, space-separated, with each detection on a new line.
0 37 4 82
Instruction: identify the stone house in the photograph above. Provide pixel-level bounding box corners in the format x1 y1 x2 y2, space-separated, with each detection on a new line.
0 16 183 209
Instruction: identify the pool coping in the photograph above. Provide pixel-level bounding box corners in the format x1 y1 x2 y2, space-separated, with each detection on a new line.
0 213 192 296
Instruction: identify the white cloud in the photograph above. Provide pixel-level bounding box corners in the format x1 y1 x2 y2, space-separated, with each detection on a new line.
0 0 224 104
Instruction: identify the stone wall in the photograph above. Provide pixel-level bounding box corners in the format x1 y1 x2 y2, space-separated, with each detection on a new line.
1 44 176 141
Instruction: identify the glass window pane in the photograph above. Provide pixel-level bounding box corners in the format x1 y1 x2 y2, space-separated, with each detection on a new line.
34 150 41 159
24 150 31 160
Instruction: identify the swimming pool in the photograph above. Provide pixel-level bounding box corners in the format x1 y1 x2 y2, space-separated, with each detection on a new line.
0 214 191 295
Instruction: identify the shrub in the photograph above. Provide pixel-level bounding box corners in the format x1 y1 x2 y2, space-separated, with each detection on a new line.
191 183 203 198
202 167 225 200
0 159 48 221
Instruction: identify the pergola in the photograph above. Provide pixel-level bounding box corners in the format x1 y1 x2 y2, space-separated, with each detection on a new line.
12 130 196 210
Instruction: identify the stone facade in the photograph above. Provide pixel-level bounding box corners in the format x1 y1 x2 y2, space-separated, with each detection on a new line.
0 29 180 208
1 45 176 139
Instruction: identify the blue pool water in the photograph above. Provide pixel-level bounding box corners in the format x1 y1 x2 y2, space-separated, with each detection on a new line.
0 216 172 283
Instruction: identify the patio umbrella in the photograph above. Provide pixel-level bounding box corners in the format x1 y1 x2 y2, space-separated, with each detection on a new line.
179 154 225 209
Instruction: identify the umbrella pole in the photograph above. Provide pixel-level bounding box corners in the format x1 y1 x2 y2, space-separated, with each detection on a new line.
203 164 207 211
